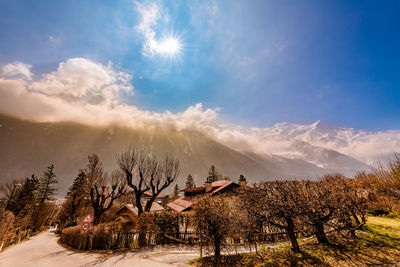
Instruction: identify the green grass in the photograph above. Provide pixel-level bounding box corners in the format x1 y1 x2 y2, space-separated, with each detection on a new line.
191 216 400 267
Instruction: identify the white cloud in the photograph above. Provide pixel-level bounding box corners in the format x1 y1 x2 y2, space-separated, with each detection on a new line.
30 58 132 105
0 58 398 166
134 1 182 57
0 58 217 132
49 35 61 45
1 62 33 80
135 1 160 56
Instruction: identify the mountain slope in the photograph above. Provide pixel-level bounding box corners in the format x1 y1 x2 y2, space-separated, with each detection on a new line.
265 120 400 163
0 114 330 195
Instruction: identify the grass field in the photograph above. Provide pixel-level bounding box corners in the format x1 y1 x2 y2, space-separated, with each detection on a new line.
192 216 400 266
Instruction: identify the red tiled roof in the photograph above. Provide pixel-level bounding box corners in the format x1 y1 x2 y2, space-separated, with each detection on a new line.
115 202 164 216
209 180 233 195
167 196 193 212
183 180 233 194
168 180 235 212
184 187 205 193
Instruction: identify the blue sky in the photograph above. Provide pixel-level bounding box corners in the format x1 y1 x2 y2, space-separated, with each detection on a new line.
0 0 399 130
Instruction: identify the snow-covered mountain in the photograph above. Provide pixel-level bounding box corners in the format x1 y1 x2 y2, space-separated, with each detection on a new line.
208 120 399 174
0 113 398 195
0 114 329 195
258 120 400 164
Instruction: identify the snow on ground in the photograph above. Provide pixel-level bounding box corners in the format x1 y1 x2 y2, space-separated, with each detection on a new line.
0 230 198 267
0 229 282 267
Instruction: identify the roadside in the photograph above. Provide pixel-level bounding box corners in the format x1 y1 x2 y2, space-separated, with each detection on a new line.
0 228 285 267
192 216 400 266
0 229 198 267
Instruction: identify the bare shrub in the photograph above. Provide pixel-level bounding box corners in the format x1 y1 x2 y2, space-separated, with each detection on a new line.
192 195 236 257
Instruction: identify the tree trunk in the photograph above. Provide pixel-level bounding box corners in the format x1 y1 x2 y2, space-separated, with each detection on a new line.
93 210 103 225
214 237 221 257
286 218 300 252
135 194 143 217
138 230 146 247
314 222 329 244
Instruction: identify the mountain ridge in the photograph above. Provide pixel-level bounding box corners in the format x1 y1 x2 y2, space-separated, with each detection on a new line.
0 113 339 195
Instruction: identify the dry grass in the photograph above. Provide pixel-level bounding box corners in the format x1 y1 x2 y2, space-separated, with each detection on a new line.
192 215 400 267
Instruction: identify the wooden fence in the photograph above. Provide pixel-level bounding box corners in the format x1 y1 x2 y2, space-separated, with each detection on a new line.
60 224 296 251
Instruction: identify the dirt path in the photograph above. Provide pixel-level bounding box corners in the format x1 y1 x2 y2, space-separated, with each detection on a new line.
0 230 199 267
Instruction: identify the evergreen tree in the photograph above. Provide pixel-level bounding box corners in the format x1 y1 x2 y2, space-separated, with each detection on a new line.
173 184 180 197
37 164 58 204
68 171 88 199
207 165 222 182
185 174 195 189
13 174 39 215
65 171 87 221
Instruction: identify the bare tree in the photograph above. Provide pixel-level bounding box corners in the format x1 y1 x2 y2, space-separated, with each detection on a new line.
144 154 180 212
237 186 266 252
86 154 126 224
321 175 367 238
89 173 126 225
192 195 234 257
117 146 147 216
0 180 23 211
117 146 180 217
250 181 303 252
387 154 400 199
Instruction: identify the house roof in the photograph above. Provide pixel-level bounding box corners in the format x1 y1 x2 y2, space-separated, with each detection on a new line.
167 180 237 212
183 180 234 195
115 202 164 216
166 196 193 212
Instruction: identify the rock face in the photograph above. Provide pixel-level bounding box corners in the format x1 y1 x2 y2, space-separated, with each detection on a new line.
0 114 372 195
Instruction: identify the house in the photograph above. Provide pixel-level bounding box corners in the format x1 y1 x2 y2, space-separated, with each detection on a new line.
115 201 164 223
142 192 170 207
167 179 243 212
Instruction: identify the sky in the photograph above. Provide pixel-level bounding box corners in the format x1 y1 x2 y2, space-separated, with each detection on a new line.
0 0 400 131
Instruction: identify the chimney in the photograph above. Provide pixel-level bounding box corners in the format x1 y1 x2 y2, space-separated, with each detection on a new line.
205 181 213 193
239 175 247 187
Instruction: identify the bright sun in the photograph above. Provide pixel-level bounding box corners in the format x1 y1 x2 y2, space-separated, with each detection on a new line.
158 34 183 59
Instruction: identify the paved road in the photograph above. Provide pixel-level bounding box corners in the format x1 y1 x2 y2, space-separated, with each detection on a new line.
0 230 199 267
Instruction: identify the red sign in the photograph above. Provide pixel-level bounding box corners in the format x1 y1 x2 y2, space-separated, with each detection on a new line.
84 214 92 223
81 222 90 231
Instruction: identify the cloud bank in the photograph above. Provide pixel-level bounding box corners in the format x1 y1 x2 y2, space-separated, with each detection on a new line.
0 58 218 131
0 58 399 165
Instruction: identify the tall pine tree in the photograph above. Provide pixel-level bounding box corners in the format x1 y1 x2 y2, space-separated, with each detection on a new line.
185 174 195 189
37 164 58 204
173 184 180 197
67 171 87 220
207 165 222 182
31 165 58 231
13 174 39 215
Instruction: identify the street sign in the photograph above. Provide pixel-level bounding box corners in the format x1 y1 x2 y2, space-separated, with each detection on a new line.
84 214 92 223
81 222 90 231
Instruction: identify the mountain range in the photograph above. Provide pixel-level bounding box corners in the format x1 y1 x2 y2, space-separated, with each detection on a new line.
0 113 398 195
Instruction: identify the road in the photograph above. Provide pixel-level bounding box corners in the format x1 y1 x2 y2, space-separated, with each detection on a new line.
0 230 199 267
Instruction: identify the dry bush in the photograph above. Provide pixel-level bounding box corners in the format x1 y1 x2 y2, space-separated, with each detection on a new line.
61 222 137 250
154 211 180 236
192 195 237 257
238 181 303 252
0 206 15 250
355 155 400 211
